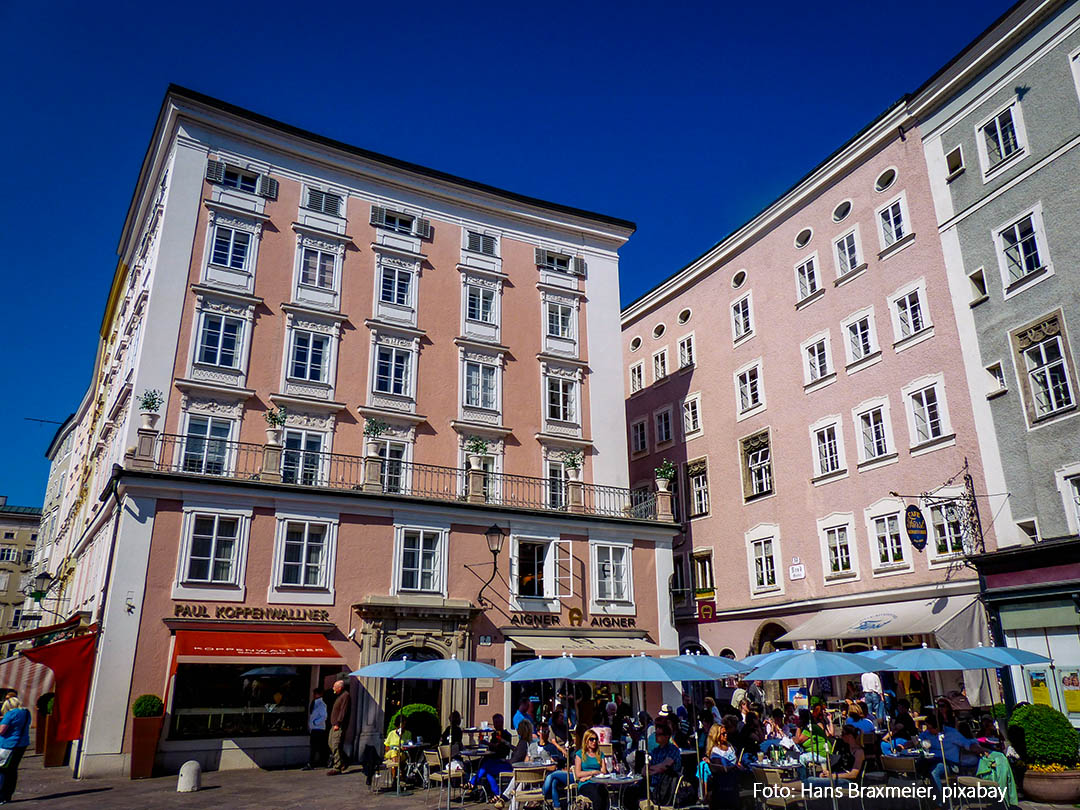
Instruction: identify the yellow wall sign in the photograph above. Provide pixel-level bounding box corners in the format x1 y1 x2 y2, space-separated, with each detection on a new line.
1029 670 1052 706
1060 669 1080 714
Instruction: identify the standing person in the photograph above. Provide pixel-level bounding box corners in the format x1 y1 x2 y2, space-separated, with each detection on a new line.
512 697 532 730
747 680 765 708
326 679 350 775
0 696 30 804
303 687 328 769
861 669 885 724
704 696 723 726
731 681 748 710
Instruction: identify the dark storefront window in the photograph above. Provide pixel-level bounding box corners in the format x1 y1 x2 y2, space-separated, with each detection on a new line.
170 663 311 739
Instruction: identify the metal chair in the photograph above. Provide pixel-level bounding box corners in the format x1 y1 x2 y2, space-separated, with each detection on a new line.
956 775 1001 810
424 748 464 810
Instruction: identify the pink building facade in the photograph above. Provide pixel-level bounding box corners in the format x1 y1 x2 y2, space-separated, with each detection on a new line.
622 108 998 695
45 87 677 777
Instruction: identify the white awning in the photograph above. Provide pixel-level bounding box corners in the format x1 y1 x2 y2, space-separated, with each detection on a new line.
778 595 977 642
507 634 670 656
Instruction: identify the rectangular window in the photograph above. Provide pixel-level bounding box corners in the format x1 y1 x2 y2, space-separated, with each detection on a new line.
1068 476 1080 530
752 538 776 589
380 266 413 306
197 314 242 368
222 168 258 193
546 303 573 337
304 188 342 216
183 416 232 475
280 521 327 587
815 425 840 475
797 257 818 300
375 347 412 396
931 505 965 556
537 251 571 273
910 386 943 443
518 540 546 597
0 547 16 563
629 363 644 393
465 361 498 410
185 514 239 583
300 247 335 290
732 297 752 339
655 410 672 444
737 367 761 412
1023 334 1074 417
547 461 567 509
894 291 925 338
689 463 710 517
211 226 251 270
282 430 323 486
467 231 497 256
836 232 859 275
874 515 904 566
1000 215 1043 284
290 331 328 382
596 544 629 601
745 439 772 497
678 335 695 367
807 339 830 381
860 408 889 459
683 397 701 434
468 285 496 323
515 539 571 599
374 440 407 493
692 554 714 592
631 421 647 453
546 377 576 422
848 317 874 361
879 200 906 247
826 526 852 573
383 211 415 234
982 107 1021 166
9 609 20 628
946 146 964 177
653 350 668 381
400 529 441 591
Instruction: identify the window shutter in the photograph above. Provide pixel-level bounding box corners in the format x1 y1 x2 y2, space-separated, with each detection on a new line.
205 160 225 183
306 189 325 212
370 205 386 226
535 248 548 266
572 257 586 275
256 175 279 200
553 539 572 598
414 217 432 239
481 234 496 256
509 541 519 597
467 231 481 252
325 193 341 217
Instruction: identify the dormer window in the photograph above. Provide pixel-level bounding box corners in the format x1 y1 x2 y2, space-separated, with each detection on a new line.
536 249 585 275
205 160 278 199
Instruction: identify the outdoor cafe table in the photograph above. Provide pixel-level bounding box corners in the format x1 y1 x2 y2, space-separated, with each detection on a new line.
592 773 641 810
751 758 802 779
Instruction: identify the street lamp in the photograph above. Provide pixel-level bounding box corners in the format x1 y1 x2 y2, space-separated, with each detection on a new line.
478 525 505 608
30 571 52 603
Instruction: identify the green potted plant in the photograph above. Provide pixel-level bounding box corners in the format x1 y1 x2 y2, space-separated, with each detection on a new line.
1008 703 1080 802
464 436 489 469
654 458 676 492
137 389 164 430
264 406 287 445
559 449 584 481
364 418 388 456
129 693 165 779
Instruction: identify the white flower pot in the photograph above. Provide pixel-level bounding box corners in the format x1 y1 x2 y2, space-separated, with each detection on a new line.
656 477 671 492
468 453 483 470
366 440 381 457
568 467 582 482
265 427 283 446
140 411 160 430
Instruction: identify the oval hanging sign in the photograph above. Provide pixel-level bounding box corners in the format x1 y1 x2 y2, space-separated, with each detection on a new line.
906 505 928 551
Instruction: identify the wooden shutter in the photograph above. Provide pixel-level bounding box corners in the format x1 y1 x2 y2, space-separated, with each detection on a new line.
306 189 325 212
481 234 496 256
535 248 548 266
205 160 225 183
467 231 482 252
370 205 386 226
414 217 432 239
552 539 572 598
256 175 279 200
324 193 341 217
572 257 586 275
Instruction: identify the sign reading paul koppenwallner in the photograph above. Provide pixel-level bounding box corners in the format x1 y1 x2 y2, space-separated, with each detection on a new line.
905 505 928 551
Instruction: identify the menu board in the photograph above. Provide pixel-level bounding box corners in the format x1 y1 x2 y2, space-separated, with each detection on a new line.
1060 669 1080 714
1029 670 1052 706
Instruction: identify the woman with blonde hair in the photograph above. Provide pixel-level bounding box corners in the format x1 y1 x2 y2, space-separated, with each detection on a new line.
573 728 609 810
0 695 30 804
704 722 738 809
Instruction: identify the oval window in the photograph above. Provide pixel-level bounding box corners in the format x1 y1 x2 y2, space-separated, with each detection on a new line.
732 270 747 289
629 337 641 352
875 168 897 192
677 308 692 324
794 228 813 249
653 323 666 339
832 200 852 222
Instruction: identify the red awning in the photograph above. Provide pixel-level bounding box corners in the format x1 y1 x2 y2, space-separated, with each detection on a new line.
22 632 97 742
172 630 345 665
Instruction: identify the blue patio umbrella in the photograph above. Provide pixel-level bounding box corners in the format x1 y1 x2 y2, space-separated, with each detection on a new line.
661 654 747 678
573 654 721 682
739 648 802 669
747 649 885 681
878 644 999 672
501 655 604 681
959 645 1052 667
861 647 898 660
391 655 506 680
350 657 422 679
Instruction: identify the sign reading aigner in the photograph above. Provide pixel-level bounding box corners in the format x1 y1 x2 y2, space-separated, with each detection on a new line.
905 505 928 551
173 603 332 623
509 607 636 629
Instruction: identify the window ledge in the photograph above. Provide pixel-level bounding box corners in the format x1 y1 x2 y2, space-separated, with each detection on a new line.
878 232 916 261
743 490 774 504
804 372 837 394
825 570 858 583
630 448 650 460
857 452 899 472
1003 265 1051 298
986 387 1008 401
652 375 670 387
811 468 848 487
893 326 935 354
1032 404 1078 425
751 586 782 597
655 439 674 451
872 562 912 577
982 148 1027 182
678 363 695 375
945 167 966 183
268 587 335 606
969 295 989 309
732 331 755 349
910 432 957 456
845 351 882 375
834 263 868 288
929 552 966 567
511 596 560 614
795 288 826 310
736 403 766 422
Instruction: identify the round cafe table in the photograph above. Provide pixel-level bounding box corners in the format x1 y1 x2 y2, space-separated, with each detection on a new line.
591 773 640 810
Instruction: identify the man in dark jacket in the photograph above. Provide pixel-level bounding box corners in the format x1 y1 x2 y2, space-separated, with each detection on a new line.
327 680 351 775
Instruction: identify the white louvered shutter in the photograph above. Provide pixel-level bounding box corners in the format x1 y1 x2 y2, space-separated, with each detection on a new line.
370 205 386 226
535 248 548 267
553 540 572 598
324 193 341 217
415 218 432 239
572 257 586 275
306 189 325 212
256 175 279 200
205 160 225 183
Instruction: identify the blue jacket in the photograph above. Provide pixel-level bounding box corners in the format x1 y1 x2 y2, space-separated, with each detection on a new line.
0 709 30 749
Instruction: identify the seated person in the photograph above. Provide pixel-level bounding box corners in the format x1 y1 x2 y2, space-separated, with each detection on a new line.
468 714 514 798
848 704 877 735
795 704 834 778
703 723 739 810
624 725 683 809
440 709 463 756
495 720 560 810
976 715 1002 750
880 720 910 756
804 725 864 789
894 698 918 739
573 729 610 810
383 714 411 775
930 714 985 797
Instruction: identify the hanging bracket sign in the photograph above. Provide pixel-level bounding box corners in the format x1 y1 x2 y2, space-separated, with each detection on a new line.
906 505 928 551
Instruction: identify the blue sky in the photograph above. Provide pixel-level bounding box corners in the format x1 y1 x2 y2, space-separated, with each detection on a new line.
0 0 1013 507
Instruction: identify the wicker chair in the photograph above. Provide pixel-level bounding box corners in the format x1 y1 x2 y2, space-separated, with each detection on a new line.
511 765 551 809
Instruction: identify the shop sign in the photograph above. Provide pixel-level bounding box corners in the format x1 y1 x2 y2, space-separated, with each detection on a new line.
905 506 928 551
508 609 636 629
173 602 332 623
697 600 717 624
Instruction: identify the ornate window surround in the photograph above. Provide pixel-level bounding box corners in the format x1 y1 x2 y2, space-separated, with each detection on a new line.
199 201 267 294
366 323 422 415
291 224 349 313
279 304 344 405
459 266 503 344
373 248 424 329
187 285 259 389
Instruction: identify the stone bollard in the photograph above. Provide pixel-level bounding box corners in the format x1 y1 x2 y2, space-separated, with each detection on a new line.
177 760 201 792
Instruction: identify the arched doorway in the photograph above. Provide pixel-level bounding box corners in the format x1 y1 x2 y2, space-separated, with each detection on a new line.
382 647 443 739
751 622 793 709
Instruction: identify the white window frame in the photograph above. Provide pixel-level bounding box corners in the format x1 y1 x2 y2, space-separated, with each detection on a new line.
201 209 263 292
372 436 412 494
381 263 416 308
630 418 648 455
682 393 703 438
901 373 954 452
546 300 575 340
975 97 1029 181
466 283 498 325
677 333 696 368
746 523 782 597
465 230 500 257
173 504 252 602
269 511 339 605
817 513 859 583
833 226 864 280
800 330 834 390
652 348 669 382
654 406 674 446
510 534 573 612
1053 462 1080 537
281 428 328 486
392 522 450 597
888 278 934 350
629 361 644 394
688 461 710 518
734 359 766 419
875 192 912 253
1071 47 1080 106
840 307 880 372
194 310 246 371
373 344 415 398
462 358 501 412
924 487 968 565
287 328 331 384
864 497 912 576
731 292 754 344
179 412 236 476
795 253 821 304
809 415 847 482
291 232 345 311
994 203 1054 298
590 539 634 612
545 375 578 423
851 395 896 467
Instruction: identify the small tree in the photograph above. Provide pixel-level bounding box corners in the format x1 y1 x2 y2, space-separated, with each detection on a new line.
364 418 388 439
464 436 490 456
137 389 164 413
264 406 288 427
655 459 677 480
559 449 584 471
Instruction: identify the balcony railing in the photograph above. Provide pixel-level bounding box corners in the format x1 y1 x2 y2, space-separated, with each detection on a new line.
147 434 662 521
